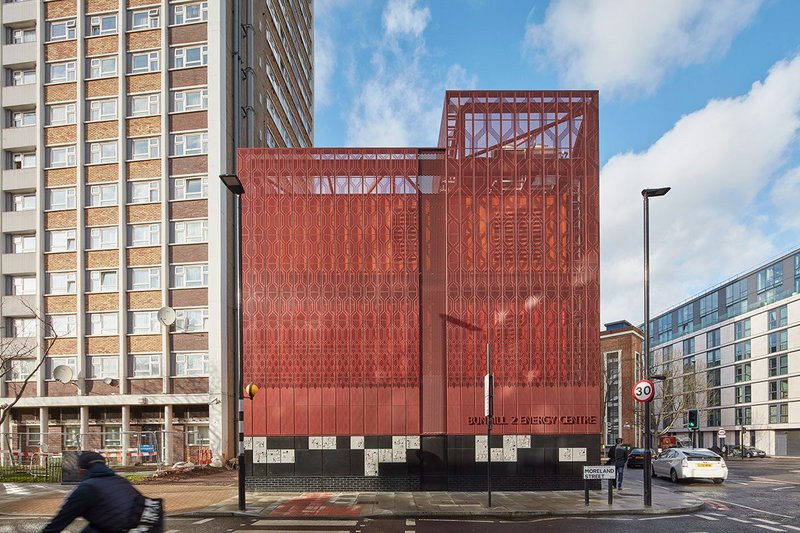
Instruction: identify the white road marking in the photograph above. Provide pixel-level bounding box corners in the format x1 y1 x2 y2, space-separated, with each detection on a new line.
193 518 214 524
754 518 783 525
781 526 800 532
727 517 752 523
639 516 682 521
236 531 352 533
252 519 359 526
165 530 179 533
696 515 718 521
773 486 795 491
406 519 416 526
706 512 726 516
753 524 786 531
705 499 795 519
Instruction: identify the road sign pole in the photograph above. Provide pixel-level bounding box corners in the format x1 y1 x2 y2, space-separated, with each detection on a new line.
486 343 492 509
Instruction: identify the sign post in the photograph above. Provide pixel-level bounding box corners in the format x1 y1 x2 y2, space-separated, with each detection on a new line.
583 466 616 506
485 343 493 508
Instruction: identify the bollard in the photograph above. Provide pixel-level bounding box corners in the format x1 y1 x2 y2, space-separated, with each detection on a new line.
584 480 589 506
608 479 613 505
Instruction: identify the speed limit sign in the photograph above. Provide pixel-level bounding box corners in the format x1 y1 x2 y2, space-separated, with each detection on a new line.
632 379 655 403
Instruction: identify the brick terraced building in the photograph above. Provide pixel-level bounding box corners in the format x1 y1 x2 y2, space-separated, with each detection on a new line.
240 91 601 490
0 0 312 466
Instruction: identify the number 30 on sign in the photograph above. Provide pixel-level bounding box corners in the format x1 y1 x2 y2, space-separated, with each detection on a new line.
632 379 655 402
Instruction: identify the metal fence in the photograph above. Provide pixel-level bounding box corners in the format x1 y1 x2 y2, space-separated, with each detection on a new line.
0 452 61 483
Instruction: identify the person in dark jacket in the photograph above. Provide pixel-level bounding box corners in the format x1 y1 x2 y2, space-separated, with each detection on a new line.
43 451 143 533
612 438 629 490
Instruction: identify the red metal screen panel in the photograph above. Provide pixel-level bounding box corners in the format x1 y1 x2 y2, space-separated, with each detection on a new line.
241 90 600 438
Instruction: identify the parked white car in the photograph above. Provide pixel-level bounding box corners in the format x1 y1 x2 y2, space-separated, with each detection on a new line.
651 448 727 484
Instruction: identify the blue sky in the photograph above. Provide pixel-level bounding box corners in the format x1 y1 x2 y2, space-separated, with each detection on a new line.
313 0 800 324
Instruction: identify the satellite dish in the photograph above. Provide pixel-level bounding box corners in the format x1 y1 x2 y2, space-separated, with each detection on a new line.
157 306 176 327
53 365 74 384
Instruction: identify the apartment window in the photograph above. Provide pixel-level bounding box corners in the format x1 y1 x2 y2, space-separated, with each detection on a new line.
706 349 720 368
47 271 76 294
47 103 76 126
706 368 720 388
11 192 35 211
130 354 161 378
47 229 76 252
64 427 80 448
48 314 77 337
186 425 209 446
768 305 788 330
11 152 36 169
129 94 159 116
172 176 207 200
11 68 35 85
129 51 159 74
173 45 208 68
173 352 208 376
11 317 36 337
172 132 208 156
172 264 208 288
735 385 751 404
130 137 160 160
11 233 35 253
89 99 117 121
11 110 35 127
10 359 35 381
88 270 118 292
48 357 77 380
129 223 160 246
725 278 748 307
768 354 788 377
734 340 751 361
48 20 76 42
87 183 117 207
11 28 36 44
734 362 751 383
172 88 208 112
682 354 695 372
47 61 76 83
681 337 694 356
173 2 208 25
768 330 788 353
47 187 76 210
88 56 117 79
47 145 77 168
88 141 117 164
676 303 693 329
707 389 721 407
734 318 750 340
758 262 783 292
769 404 788 424
25 427 41 447
88 14 117 36
129 267 160 290
87 312 118 336
735 407 752 426
89 356 118 379
769 379 788 401
699 292 718 321
129 180 160 203
707 409 721 427
174 308 208 332
87 226 118 249
131 8 160 30
10 275 35 295
172 220 207 244
103 426 121 448
706 328 720 348
130 310 159 334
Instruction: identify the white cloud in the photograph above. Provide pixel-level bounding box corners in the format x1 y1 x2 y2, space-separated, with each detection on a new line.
345 1 477 147
313 0 353 108
601 54 800 324
525 0 762 96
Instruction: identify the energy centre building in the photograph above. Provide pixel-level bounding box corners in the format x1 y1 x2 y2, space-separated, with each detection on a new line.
240 91 600 490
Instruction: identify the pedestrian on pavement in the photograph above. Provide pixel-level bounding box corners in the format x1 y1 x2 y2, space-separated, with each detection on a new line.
43 451 148 533
613 438 629 490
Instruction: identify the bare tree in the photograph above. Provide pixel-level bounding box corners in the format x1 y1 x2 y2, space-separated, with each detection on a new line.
650 358 707 440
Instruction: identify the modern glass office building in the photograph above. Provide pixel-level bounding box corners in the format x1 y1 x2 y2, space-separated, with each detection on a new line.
239 91 601 490
647 248 800 455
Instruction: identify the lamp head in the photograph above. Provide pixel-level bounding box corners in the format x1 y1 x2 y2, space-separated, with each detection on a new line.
642 187 671 198
650 374 667 381
220 174 245 195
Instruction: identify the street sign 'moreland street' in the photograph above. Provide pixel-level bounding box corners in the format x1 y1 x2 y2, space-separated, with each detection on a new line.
583 465 616 480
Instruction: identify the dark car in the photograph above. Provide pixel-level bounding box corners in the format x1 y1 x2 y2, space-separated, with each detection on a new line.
626 448 656 468
743 446 767 458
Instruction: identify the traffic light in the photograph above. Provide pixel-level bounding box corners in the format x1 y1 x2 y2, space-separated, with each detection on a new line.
687 409 699 429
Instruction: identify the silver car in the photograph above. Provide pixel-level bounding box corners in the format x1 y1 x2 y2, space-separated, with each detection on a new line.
651 448 727 484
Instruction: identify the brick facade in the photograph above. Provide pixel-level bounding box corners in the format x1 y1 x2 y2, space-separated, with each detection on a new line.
44 41 77 61
45 0 77 19
127 160 161 179
85 250 119 268
127 116 161 137
86 121 119 141
44 83 77 103
86 78 119 98
127 335 161 353
44 125 77 145
169 244 207 263
45 210 77 229
44 295 77 314
127 73 160 94
169 67 207 88
85 336 118 354
45 168 77 187
45 252 77 271
85 163 119 183
85 293 119 311
127 246 161 266
128 291 163 310
600 324 644 448
85 206 119 226
85 36 118 56
127 30 161 51
127 203 161 223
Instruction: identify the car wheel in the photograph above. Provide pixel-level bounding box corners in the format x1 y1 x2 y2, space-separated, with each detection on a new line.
712 478 724 484
670 469 679 483
748 452 754 458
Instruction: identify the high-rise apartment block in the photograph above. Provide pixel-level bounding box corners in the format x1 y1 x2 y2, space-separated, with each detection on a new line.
0 0 312 466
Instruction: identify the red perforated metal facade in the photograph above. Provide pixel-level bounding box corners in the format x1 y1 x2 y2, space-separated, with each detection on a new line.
241 91 600 439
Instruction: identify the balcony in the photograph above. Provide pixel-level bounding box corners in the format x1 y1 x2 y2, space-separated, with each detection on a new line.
2 41 36 65
2 125 36 150
2 209 35 232
2 84 36 107
0 252 35 274
1 295 35 317
1 1 35 25
2 167 37 192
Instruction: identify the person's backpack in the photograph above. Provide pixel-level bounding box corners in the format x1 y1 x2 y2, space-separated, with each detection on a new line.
129 491 164 533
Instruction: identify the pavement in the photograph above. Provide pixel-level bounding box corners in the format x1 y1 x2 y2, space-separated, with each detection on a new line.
0 476 703 520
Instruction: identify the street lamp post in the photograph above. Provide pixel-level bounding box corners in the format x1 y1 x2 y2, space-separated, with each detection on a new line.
220 173 245 511
642 186 670 508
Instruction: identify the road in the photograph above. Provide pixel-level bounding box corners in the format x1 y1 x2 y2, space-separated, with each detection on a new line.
1 457 797 532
